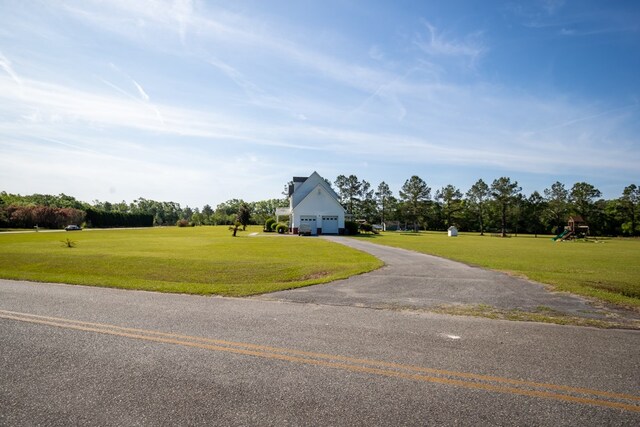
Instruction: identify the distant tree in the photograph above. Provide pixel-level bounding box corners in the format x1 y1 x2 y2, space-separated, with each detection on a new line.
229 221 242 237
0 192 86 210
213 199 245 225
3 205 85 229
527 191 545 237
182 206 194 221
202 204 214 217
569 182 602 222
201 204 214 225
129 198 182 226
253 198 288 225
436 184 463 227
375 181 393 226
399 175 431 231
543 181 569 232
0 197 7 227
236 202 251 231
112 201 130 213
335 175 362 215
190 208 204 226
334 175 349 208
466 179 490 235
511 193 526 236
619 184 640 236
490 177 521 237
357 179 376 220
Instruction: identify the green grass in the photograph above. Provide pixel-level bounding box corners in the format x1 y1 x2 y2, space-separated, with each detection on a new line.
431 304 639 329
0 226 382 296
352 232 640 308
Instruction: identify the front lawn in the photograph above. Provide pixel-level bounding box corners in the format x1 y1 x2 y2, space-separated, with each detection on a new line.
0 226 382 296
352 232 640 308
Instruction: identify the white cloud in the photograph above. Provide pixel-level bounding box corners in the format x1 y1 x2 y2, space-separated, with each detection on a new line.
172 0 193 43
1 69 637 181
1 1 637 204
132 80 150 101
61 0 396 96
0 51 22 87
414 21 487 65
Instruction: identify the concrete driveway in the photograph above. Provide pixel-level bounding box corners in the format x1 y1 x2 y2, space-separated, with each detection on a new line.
261 236 638 325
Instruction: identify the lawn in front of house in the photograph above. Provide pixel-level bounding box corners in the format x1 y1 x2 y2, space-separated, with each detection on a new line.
352 231 640 308
0 226 382 296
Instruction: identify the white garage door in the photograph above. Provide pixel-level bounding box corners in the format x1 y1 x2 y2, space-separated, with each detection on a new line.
300 216 317 235
322 216 339 234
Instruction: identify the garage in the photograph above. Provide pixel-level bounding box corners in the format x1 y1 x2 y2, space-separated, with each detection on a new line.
322 216 339 234
300 216 317 235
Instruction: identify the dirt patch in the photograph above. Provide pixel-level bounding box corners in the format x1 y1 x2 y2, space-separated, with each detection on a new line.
432 304 640 330
301 271 330 281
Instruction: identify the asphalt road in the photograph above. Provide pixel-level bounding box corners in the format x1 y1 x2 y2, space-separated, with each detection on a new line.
262 236 639 325
1 279 639 426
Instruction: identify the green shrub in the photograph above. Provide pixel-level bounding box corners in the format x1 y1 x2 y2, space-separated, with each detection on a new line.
264 218 276 232
275 223 287 234
359 223 373 233
344 221 359 235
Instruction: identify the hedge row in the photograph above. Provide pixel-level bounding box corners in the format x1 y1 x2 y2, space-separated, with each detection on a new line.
85 208 153 228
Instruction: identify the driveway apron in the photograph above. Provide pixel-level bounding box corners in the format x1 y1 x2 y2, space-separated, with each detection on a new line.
261 236 632 322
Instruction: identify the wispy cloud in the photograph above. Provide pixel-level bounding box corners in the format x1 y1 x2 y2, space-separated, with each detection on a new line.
62 0 396 97
0 75 317 150
102 63 163 124
528 102 639 134
132 80 150 101
172 0 193 44
2 64 638 177
414 21 487 65
541 0 566 15
0 51 22 86
208 57 267 101
559 25 638 37
1 0 638 204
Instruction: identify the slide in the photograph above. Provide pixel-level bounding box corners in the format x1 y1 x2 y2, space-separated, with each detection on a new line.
552 229 571 241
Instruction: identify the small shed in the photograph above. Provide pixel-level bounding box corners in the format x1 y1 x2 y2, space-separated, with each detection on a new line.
448 226 458 237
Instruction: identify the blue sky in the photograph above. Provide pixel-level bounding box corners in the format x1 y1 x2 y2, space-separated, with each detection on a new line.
1 0 638 207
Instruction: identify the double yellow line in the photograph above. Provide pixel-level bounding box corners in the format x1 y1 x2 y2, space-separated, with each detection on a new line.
1 309 639 413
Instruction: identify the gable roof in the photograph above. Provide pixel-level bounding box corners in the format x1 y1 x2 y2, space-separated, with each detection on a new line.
294 183 345 214
291 171 340 209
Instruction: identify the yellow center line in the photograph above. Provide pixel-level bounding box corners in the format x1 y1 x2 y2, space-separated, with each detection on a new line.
1 309 636 402
1 309 639 413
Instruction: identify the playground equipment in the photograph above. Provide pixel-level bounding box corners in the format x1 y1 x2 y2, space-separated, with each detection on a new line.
552 216 590 241
552 229 572 241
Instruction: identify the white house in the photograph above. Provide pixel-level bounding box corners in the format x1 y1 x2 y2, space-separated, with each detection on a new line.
277 172 345 235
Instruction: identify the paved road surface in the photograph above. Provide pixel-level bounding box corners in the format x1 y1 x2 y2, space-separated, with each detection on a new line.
1 279 639 426
262 236 638 325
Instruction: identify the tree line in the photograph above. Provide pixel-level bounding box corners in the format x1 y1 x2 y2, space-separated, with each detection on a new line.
0 192 287 229
1 178 638 236
331 175 638 236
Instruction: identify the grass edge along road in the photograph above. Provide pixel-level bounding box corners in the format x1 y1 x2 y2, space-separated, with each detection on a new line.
0 226 382 296
2 309 639 414
352 232 640 309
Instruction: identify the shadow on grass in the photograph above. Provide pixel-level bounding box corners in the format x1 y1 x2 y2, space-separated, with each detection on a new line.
352 232 423 238
350 234 378 239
